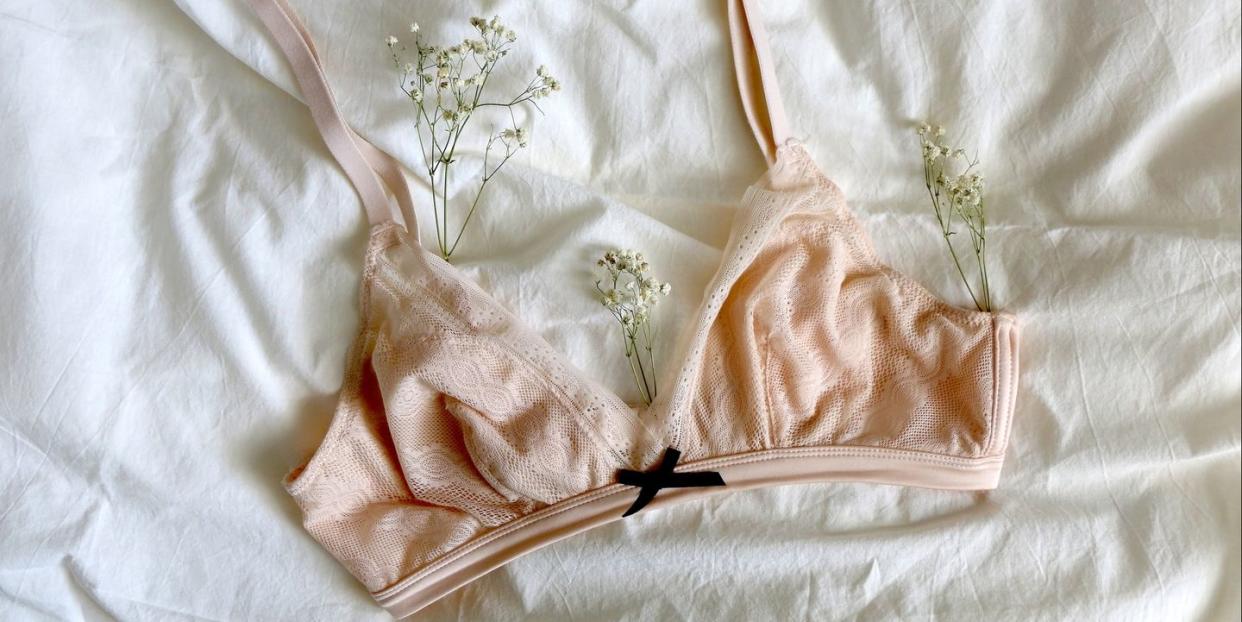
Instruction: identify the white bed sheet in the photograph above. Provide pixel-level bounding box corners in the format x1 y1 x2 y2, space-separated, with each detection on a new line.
1 0 1239 619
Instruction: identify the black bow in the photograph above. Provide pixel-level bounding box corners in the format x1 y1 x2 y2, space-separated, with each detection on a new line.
616 447 726 517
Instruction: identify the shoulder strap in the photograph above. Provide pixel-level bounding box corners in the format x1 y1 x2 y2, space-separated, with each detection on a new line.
248 0 419 237
728 0 792 166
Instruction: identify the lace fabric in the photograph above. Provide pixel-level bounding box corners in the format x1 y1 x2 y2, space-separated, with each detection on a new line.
284 142 1018 597
248 0 1021 615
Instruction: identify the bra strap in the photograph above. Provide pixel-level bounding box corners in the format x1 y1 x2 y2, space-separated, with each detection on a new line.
727 0 792 166
248 0 419 236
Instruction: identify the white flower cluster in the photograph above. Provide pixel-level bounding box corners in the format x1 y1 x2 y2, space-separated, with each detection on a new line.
534 65 562 98
944 171 984 210
596 249 671 327
387 15 561 133
593 249 671 405
387 16 559 112
384 15 561 260
918 123 985 217
469 15 516 42
500 127 528 148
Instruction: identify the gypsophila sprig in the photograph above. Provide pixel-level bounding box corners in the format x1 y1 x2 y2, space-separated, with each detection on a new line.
387 16 561 260
916 123 993 311
594 249 671 406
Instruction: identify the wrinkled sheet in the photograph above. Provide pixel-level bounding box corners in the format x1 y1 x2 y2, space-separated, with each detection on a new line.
2 0 1239 619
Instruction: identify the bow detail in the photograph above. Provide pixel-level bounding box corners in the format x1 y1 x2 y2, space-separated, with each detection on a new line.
616 447 726 517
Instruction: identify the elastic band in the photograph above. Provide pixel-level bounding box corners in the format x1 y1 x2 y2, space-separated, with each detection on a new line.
248 0 418 236
728 0 792 166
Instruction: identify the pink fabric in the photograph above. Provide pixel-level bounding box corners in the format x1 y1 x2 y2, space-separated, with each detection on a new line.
729 0 790 165
249 0 1022 617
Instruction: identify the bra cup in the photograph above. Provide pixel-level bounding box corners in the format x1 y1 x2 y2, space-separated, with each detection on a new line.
680 151 998 457
362 232 638 506
378 327 620 510
446 397 611 506
371 333 531 526
748 212 995 454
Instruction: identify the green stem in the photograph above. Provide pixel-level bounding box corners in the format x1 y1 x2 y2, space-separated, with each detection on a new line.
436 62 498 259
440 153 450 256
446 145 516 257
430 171 442 254
978 198 992 311
631 332 653 405
621 328 650 405
926 179 982 311
642 319 657 399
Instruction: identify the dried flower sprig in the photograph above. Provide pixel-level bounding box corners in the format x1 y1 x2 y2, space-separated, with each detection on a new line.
387 16 561 260
917 123 993 311
594 249 671 406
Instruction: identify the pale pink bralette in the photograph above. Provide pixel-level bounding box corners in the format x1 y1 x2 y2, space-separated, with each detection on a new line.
249 0 1021 617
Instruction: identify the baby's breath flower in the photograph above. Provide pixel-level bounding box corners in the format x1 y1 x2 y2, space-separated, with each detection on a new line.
916 121 993 311
388 15 561 260
593 249 670 405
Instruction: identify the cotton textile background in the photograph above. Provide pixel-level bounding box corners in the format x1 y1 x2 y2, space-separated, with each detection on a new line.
1 0 1238 619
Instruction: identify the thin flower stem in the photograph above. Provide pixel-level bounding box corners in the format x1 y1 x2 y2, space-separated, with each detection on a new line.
641 319 657 398
944 230 981 310
441 155 451 255
925 176 982 310
621 329 650 405
431 177 442 254
978 197 992 310
446 143 516 256
631 331 653 404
